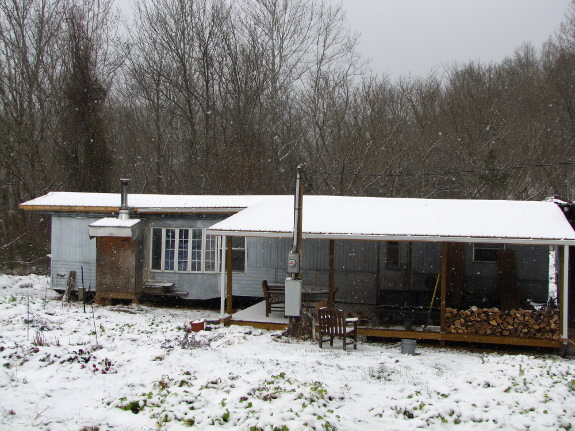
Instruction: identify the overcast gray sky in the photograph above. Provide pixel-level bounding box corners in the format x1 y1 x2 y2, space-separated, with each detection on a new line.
340 0 571 78
115 0 571 78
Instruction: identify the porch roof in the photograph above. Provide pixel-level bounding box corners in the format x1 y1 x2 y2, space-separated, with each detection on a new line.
19 192 271 214
207 195 575 245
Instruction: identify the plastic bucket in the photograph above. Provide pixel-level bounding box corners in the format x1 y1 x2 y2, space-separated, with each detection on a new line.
190 320 205 332
400 339 417 355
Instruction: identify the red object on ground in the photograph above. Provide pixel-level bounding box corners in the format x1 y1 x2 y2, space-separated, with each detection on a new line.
190 320 205 332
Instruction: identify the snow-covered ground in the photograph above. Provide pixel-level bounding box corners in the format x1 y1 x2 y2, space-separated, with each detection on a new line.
0 275 574 431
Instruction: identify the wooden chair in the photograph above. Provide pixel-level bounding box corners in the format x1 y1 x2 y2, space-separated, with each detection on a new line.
311 301 328 340
318 307 358 351
262 280 285 317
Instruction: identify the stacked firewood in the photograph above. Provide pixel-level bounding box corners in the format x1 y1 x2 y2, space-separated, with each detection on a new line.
444 307 560 339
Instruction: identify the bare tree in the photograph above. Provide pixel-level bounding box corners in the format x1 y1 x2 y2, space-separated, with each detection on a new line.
556 0 575 54
0 0 64 198
57 0 124 192
0 0 66 271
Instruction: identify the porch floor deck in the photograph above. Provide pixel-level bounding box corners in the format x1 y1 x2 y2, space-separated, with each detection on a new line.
229 301 564 350
231 301 289 330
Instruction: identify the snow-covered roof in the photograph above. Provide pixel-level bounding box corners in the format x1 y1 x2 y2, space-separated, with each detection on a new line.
89 218 141 228
21 192 575 244
207 195 575 245
20 192 270 213
89 217 142 239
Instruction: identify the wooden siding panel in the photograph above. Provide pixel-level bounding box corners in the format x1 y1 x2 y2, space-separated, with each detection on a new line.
96 237 139 298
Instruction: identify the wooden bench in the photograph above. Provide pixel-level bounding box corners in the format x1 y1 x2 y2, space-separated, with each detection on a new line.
317 307 358 350
143 281 175 295
262 280 285 317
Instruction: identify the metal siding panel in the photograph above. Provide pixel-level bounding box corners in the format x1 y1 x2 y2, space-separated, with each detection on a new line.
302 239 329 270
52 261 97 291
507 244 549 302
463 243 549 299
247 237 290 268
411 242 441 274
303 270 329 286
149 216 226 229
508 244 548 282
147 272 221 299
335 240 378 272
51 215 98 290
233 268 277 297
334 272 377 304
242 238 380 302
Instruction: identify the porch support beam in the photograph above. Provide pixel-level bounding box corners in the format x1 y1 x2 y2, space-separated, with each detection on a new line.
354 328 562 348
328 240 335 307
226 236 233 315
562 245 569 347
440 243 448 336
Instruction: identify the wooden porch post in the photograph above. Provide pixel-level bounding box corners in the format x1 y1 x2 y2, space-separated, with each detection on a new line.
328 240 335 307
440 242 448 341
226 236 233 315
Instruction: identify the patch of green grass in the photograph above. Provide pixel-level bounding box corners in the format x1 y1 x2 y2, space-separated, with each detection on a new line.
222 410 230 422
183 418 195 426
120 401 143 414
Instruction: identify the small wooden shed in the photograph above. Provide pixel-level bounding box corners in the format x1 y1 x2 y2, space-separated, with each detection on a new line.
88 217 144 302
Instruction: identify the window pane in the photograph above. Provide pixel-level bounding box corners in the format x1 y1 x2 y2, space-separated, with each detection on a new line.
205 233 217 272
191 228 202 271
178 229 189 271
164 228 175 271
232 237 245 248
151 228 162 270
192 229 202 240
232 249 245 272
473 243 505 263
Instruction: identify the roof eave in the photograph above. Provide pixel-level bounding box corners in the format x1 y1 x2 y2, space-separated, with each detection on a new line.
20 205 245 214
206 228 575 245
137 207 244 214
19 205 119 213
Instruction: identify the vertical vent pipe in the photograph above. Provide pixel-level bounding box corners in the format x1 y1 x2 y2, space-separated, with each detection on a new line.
119 179 130 220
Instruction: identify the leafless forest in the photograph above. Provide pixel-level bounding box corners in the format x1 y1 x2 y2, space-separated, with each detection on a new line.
1 0 574 271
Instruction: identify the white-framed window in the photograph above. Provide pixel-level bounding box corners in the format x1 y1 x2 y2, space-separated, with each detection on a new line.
178 229 189 271
473 243 505 263
151 227 220 273
190 228 202 271
164 228 176 271
205 233 218 272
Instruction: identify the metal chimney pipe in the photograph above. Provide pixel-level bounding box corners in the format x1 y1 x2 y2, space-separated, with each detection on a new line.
292 165 303 252
119 179 130 220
